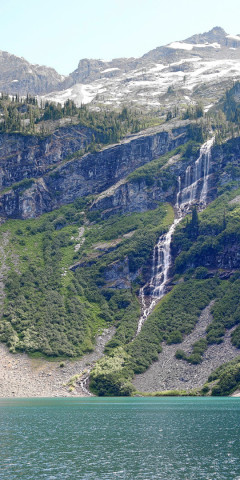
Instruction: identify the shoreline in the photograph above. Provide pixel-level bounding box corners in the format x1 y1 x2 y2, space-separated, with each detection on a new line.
0 325 239 398
0 327 115 398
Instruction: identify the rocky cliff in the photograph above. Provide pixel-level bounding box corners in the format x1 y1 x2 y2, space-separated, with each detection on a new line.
0 125 94 191
91 136 240 218
0 122 190 219
0 50 66 95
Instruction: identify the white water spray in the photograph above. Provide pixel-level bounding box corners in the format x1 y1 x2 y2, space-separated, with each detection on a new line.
137 217 182 334
136 137 215 335
176 176 181 210
79 368 93 396
178 137 215 211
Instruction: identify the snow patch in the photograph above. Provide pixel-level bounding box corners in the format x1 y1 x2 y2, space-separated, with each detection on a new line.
168 42 193 51
149 64 165 72
204 104 213 112
170 57 201 67
102 67 120 73
207 42 221 49
38 49 240 112
42 83 101 106
226 34 240 42
167 42 221 51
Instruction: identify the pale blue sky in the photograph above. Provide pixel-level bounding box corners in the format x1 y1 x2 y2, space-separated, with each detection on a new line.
0 0 240 75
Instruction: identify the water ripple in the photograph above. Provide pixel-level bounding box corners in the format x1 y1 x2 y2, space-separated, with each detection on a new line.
0 397 239 480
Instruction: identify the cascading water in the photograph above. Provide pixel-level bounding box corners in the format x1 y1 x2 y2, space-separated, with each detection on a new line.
176 176 181 210
178 137 215 211
136 137 215 335
137 217 181 334
200 138 214 205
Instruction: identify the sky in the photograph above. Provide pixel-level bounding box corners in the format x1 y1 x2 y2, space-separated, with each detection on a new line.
0 0 240 75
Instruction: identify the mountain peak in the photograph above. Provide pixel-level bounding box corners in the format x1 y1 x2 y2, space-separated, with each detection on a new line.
185 26 227 45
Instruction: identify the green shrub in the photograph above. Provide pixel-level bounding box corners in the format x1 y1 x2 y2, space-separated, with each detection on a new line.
195 267 208 279
207 357 240 396
201 384 210 394
231 325 240 348
175 349 187 360
175 339 208 364
167 330 183 344
90 347 135 396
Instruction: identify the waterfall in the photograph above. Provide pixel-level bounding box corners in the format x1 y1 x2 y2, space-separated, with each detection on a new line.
200 137 214 205
80 368 93 396
178 137 215 211
137 217 181 335
176 176 181 209
136 137 215 335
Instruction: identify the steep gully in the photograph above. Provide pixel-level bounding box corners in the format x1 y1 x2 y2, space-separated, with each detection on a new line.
136 137 215 335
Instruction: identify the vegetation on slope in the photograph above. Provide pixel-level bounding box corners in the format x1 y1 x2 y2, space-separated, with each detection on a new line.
1 89 240 395
90 277 221 395
202 356 240 396
169 192 240 365
222 81 240 123
173 190 240 277
90 188 240 395
0 196 173 357
0 94 158 145
126 140 201 187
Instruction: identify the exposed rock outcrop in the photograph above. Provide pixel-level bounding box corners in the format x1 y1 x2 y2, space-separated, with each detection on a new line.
1 127 240 222
92 136 240 219
0 50 66 95
0 124 94 190
0 123 190 219
103 257 140 289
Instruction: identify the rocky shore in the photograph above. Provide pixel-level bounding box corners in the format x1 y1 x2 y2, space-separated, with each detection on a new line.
0 307 239 397
0 327 114 398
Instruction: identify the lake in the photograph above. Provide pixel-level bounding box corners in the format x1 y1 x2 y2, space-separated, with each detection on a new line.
0 397 239 480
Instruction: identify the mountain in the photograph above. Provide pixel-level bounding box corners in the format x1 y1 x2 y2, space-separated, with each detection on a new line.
2 26 240 109
0 28 240 398
0 50 68 95
42 27 240 113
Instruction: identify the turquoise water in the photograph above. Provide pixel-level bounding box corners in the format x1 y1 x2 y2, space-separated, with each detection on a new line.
0 397 239 480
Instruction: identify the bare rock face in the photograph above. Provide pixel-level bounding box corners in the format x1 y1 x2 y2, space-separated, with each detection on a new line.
1 125 240 222
69 28 240 86
0 123 190 219
91 180 162 217
185 26 227 45
0 50 67 95
1 27 240 106
216 245 240 269
104 257 133 289
91 136 240 218
70 57 140 85
0 124 94 191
